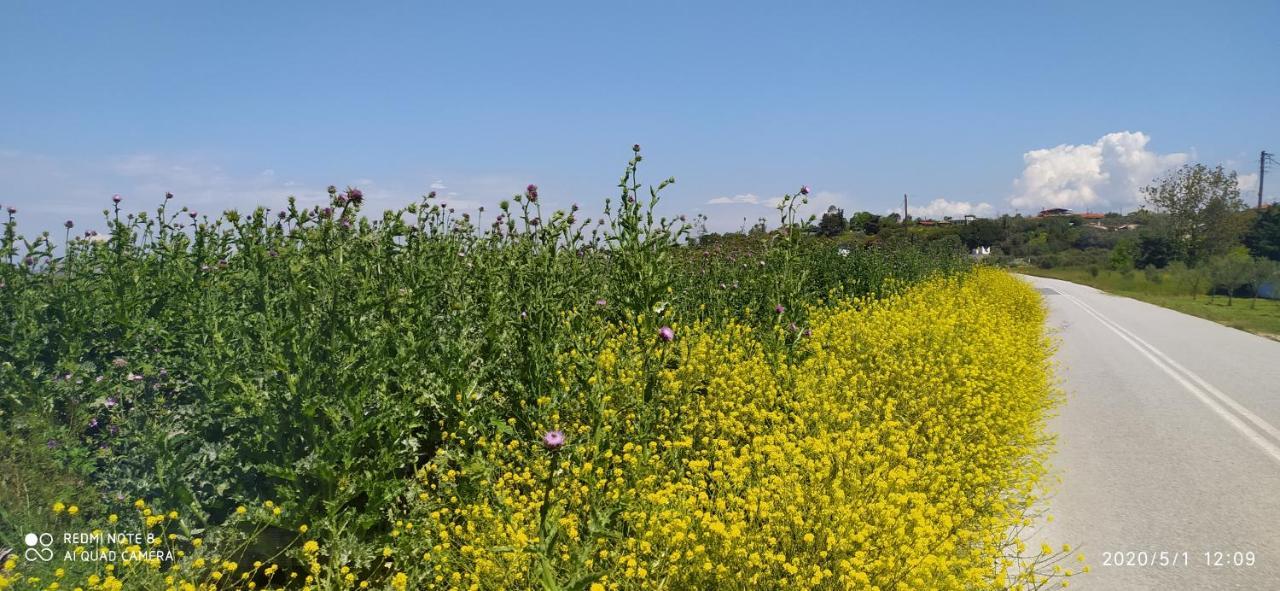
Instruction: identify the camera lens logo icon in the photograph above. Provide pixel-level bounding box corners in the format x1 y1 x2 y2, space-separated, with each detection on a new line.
24 533 54 561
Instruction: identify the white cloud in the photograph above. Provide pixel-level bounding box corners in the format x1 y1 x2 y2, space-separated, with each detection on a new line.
1010 131 1188 212
900 198 995 220
430 179 448 190
1237 172 1259 195
707 193 762 205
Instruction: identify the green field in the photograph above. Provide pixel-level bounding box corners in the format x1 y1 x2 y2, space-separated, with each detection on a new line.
1019 266 1280 339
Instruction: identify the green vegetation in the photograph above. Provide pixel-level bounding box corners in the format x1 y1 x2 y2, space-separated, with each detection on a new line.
735 162 1280 337
3 151 1086 590
1020 265 1280 338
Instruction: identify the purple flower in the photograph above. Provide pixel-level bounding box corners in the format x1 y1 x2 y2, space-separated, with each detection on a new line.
189 211 198 219
104 397 118 409
658 326 675 342
542 430 566 451
64 220 74 229
278 210 287 219
46 439 59 449
126 373 143 382
595 299 607 307
525 184 538 202
774 304 785 314
347 188 364 204
5 206 15 215
112 194 122 204
803 328 812 337
799 185 810 196
165 192 174 200
322 207 334 217
88 418 99 429
632 144 641 153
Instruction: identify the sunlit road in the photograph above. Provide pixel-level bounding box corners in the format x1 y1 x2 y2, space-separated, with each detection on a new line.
1021 275 1280 590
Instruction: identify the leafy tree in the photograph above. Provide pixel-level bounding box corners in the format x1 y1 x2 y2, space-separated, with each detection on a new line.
849 211 881 235
1246 257 1279 308
1244 204 1280 261
1135 233 1177 269
1141 163 1249 262
1207 247 1253 305
959 218 1005 249
1109 238 1138 270
816 206 847 236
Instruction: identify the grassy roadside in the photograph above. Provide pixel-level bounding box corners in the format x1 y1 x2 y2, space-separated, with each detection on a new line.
1018 266 1280 340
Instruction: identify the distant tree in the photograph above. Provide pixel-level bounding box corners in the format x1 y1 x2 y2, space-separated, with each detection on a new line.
816 206 847 236
1109 238 1138 271
1207 247 1253 305
881 213 902 229
1244 204 1280 261
959 218 1005 249
849 211 881 235
1135 233 1177 269
1245 257 1279 307
1141 163 1250 262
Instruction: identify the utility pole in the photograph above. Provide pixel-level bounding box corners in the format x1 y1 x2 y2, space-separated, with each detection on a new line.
1261 151 1268 209
1262 150 1272 208
903 194 908 221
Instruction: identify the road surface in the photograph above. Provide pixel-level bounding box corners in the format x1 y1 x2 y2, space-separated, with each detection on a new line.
1021 275 1280 590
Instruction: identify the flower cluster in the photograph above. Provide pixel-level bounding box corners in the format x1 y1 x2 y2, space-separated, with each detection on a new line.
383 268 1076 590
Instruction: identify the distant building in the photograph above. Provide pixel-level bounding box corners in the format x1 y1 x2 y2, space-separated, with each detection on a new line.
1037 208 1073 217
1080 212 1105 220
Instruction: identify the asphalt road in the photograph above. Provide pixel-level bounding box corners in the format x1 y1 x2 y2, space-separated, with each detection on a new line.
1021 275 1280 590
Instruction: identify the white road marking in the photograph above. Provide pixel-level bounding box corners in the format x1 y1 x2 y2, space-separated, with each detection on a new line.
1052 285 1280 466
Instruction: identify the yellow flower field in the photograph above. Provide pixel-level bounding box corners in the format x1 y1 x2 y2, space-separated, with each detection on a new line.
394 268 1070 590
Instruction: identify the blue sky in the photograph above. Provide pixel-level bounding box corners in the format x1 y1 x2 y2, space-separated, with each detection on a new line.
2 1 1277 236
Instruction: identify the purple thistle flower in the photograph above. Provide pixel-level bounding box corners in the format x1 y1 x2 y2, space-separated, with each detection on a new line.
5 206 15 215
803 328 812 337
47 438 59 449
658 326 675 342
595 298 607 307
89 418 99 429
347 188 363 204
774 304 785 314
799 185 810 195
104 397 118 408
277 210 287 219
525 184 538 202
189 211 198 219
64 220 74 229
165 192 174 200
542 430 566 451
112 194 122 204
632 143 641 153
